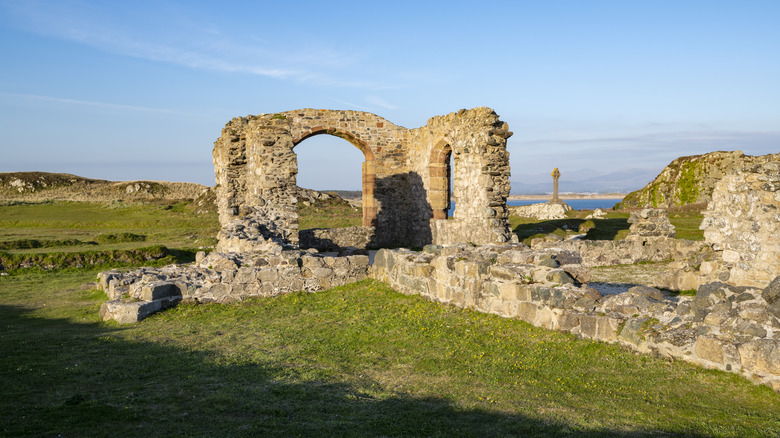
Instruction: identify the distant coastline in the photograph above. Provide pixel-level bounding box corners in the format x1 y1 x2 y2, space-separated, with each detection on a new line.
508 193 625 201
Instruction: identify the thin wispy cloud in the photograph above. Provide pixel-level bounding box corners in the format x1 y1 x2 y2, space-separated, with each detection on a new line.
364 95 397 110
515 130 780 147
0 91 207 117
333 100 372 111
1 1 396 90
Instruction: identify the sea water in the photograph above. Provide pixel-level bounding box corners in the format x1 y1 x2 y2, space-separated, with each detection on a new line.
507 199 622 210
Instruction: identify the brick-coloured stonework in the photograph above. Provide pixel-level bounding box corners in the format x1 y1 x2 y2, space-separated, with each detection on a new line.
212 108 513 251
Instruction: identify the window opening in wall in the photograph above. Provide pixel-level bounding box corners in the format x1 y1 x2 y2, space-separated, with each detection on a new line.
447 152 456 217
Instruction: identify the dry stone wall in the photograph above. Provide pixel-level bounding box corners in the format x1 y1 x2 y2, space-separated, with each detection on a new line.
371 244 780 391
626 208 676 240
534 238 708 269
299 226 375 252
98 250 370 323
212 108 513 251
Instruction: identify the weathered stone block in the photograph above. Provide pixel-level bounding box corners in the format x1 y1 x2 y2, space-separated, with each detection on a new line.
517 302 537 324
558 311 580 332
738 339 780 376
619 317 650 345
234 267 257 284
546 269 575 285
695 335 725 364
579 315 597 338
762 275 780 304
140 282 181 301
597 316 623 341
99 300 163 324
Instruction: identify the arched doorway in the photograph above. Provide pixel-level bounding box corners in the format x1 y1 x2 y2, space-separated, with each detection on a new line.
293 128 377 227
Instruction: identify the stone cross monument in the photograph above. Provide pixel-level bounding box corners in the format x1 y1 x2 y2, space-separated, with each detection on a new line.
551 167 561 203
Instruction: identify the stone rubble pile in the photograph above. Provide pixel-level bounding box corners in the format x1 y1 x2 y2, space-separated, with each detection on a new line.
585 208 607 219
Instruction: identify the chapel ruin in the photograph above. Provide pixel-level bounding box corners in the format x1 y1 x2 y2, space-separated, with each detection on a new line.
212 107 513 252
97 109 780 392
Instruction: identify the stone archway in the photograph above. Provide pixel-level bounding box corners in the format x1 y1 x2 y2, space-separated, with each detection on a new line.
292 128 377 227
212 107 513 252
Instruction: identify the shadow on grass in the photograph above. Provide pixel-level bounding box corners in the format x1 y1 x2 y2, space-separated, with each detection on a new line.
0 303 705 438
513 218 630 243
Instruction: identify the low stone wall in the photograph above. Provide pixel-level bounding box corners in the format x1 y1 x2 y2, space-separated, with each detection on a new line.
509 202 571 220
371 245 780 391
299 226 375 251
533 239 708 269
98 250 369 323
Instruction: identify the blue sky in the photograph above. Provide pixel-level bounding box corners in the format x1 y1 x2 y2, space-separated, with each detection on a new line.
0 0 778 189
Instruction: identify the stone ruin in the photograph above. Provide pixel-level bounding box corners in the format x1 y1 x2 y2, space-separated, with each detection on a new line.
98 108 780 391
212 107 514 252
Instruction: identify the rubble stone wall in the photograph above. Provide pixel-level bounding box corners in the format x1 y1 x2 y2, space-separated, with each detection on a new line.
702 161 780 288
98 251 370 323
299 226 376 251
212 108 513 251
371 245 780 391
533 238 708 268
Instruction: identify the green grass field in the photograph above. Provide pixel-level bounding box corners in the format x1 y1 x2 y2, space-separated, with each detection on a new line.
2 270 779 437
2 199 776 436
0 200 220 254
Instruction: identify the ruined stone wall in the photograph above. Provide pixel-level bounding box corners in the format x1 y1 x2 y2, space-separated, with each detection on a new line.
406 107 514 246
534 239 708 269
213 108 513 250
98 251 370 323
299 226 375 251
371 245 780 391
702 161 780 288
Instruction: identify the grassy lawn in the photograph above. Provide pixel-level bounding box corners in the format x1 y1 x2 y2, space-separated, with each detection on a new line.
2 270 779 437
0 201 219 254
298 196 362 230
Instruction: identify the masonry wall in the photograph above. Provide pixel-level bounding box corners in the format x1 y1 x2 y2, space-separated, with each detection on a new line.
406 108 514 246
371 244 780 391
99 251 371 323
702 161 780 288
212 107 513 251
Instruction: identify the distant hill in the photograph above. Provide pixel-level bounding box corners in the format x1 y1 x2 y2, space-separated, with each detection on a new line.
617 151 779 208
0 172 211 203
510 168 658 195
0 172 351 213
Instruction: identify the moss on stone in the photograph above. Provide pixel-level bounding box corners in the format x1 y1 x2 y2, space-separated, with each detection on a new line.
676 160 701 205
